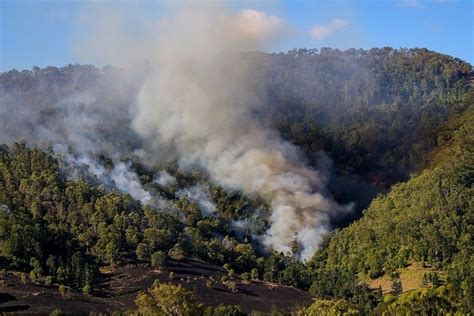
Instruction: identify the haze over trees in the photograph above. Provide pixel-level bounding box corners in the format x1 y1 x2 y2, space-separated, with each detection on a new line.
0 48 472 314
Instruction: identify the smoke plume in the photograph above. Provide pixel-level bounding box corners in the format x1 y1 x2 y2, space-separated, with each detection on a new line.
0 3 351 260
124 4 348 259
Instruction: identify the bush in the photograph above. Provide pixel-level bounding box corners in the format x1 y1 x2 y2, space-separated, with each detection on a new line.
298 299 359 316
250 268 259 280
241 272 251 281
82 284 92 295
204 304 242 316
135 282 199 315
58 284 68 297
45 275 53 286
136 243 149 260
19 273 27 285
168 244 185 260
151 251 167 267
226 281 237 292
50 309 64 316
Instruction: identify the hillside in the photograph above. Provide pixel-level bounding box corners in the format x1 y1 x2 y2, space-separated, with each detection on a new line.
308 92 473 313
0 258 312 314
1 48 472 214
0 48 473 314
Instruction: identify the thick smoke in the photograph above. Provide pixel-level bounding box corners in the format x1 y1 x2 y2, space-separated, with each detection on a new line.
126 4 349 259
0 3 350 260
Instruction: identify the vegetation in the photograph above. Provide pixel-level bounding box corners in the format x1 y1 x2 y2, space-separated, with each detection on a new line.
256 47 471 190
0 142 309 291
307 95 473 313
0 48 472 314
135 281 243 316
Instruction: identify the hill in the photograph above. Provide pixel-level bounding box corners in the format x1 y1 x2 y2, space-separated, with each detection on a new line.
308 92 473 313
0 48 473 314
0 258 311 314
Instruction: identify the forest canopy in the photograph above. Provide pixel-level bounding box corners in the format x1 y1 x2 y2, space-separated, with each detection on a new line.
0 47 472 314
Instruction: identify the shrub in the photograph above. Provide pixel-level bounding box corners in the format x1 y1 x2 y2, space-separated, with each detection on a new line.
151 251 167 267
241 272 251 281
82 284 92 295
135 282 199 315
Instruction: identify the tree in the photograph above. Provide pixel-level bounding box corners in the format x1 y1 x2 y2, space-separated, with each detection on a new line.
204 304 242 316
298 299 359 316
135 282 199 316
291 233 300 257
151 251 167 267
391 278 403 295
382 286 460 315
250 268 259 280
168 244 185 260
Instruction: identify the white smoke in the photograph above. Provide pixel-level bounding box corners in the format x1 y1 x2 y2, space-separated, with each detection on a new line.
123 4 349 259
1 3 351 260
153 170 178 187
53 144 152 205
176 185 217 217
110 162 152 204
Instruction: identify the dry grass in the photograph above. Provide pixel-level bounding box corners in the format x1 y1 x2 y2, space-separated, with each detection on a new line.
367 262 445 294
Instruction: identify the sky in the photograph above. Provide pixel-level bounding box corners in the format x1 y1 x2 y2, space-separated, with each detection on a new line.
0 0 472 71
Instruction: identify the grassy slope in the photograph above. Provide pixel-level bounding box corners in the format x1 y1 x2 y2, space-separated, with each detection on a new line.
312 99 473 284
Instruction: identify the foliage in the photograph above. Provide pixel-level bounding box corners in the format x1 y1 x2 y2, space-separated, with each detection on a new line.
255 47 472 190
0 49 472 313
308 103 474 313
151 251 167 268
297 299 359 316
135 282 199 316
379 286 464 315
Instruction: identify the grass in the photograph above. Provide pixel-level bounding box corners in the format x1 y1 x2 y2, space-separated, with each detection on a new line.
367 262 445 293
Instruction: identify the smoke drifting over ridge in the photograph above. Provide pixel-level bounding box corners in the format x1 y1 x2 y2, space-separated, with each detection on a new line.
125 4 348 259
0 3 350 259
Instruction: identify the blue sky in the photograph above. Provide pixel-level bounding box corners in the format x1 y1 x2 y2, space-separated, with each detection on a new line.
1 0 472 71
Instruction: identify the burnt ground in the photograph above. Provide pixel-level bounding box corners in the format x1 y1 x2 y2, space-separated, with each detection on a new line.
0 258 313 315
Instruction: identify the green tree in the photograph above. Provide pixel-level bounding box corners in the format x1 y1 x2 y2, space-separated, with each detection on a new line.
151 251 167 267
135 282 199 316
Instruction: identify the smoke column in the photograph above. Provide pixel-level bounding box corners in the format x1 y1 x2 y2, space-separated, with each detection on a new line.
0 2 350 259
123 4 348 259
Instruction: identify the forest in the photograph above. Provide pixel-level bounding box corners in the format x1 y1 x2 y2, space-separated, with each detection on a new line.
0 48 472 315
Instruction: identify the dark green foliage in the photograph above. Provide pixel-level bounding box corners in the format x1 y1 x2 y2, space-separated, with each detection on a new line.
0 49 472 313
0 143 303 290
0 143 97 289
203 304 243 316
150 251 167 267
255 48 472 191
391 278 402 295
308 103 474 312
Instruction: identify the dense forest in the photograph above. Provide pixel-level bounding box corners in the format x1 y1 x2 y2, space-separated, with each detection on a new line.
0 48 472 314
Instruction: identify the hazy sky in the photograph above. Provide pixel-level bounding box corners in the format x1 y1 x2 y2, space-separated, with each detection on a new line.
1 0 472 71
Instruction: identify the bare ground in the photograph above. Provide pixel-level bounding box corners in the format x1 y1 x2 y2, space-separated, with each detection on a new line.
0 258 313 315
